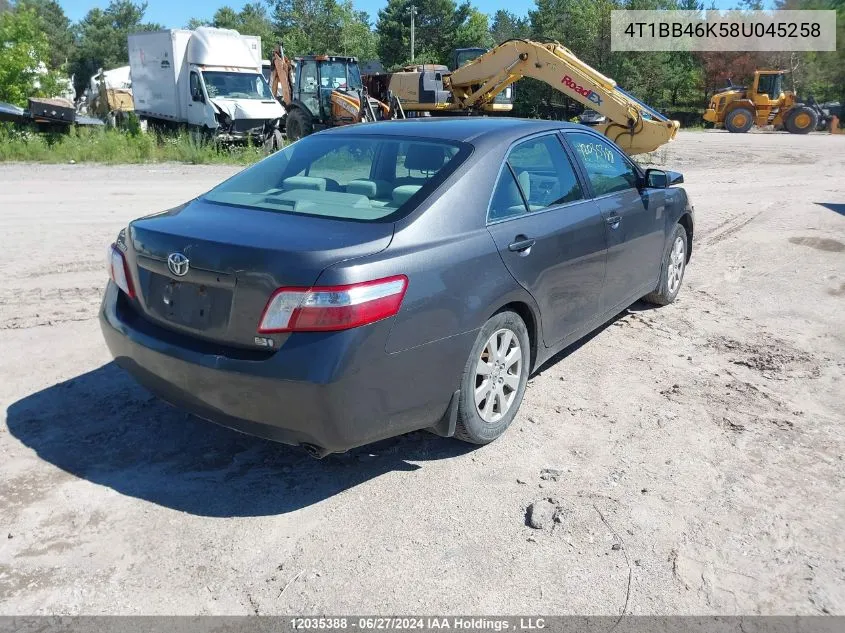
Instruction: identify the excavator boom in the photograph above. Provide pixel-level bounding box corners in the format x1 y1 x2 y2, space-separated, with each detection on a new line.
446 39 679 155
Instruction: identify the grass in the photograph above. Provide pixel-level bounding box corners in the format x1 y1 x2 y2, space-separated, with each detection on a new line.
0 124 268 165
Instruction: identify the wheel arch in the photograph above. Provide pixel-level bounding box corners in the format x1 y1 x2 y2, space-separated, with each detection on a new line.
491 300 541 373
724 99 756 116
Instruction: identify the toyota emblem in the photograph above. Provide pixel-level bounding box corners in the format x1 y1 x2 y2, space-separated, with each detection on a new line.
167 252 190 277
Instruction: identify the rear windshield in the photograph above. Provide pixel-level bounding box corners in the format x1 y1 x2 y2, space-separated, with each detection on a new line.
204 134 471 222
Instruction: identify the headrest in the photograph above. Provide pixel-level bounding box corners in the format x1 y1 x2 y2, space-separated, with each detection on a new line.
403 144 446 172
346 180 378 198
392 185 422 206
282 176 326 191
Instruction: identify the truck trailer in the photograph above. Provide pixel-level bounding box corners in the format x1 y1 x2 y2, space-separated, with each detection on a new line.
128 27 285 148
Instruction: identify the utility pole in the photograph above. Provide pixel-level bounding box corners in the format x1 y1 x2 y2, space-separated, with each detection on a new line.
409 4 417 63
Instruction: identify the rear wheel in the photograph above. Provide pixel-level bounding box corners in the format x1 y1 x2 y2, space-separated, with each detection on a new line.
285 108 313 142
454 311 530 445
643 224 688 306
725 108 754 133
785 106 818 134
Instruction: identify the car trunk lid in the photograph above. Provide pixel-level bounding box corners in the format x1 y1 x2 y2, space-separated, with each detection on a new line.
125 198 394 348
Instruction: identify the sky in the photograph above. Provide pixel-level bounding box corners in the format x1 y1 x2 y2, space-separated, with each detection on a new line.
58 0 743 30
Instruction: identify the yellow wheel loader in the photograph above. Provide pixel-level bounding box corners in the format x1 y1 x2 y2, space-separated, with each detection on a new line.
703 70 820 134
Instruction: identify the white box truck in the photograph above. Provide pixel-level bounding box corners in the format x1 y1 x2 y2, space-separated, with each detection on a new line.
128 27 285 148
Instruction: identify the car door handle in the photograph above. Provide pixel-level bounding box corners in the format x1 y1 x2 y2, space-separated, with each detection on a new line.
508 236 536 252
606 215 622 229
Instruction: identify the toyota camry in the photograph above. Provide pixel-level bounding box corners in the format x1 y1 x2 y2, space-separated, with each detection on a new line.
100 118 693 457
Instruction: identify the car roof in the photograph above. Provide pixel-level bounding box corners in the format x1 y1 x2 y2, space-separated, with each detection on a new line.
317 117 585 145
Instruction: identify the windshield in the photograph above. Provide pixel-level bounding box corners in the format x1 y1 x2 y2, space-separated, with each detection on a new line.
203 71 273 100
203 134 470 222
320 61 362 91
455 49 485 68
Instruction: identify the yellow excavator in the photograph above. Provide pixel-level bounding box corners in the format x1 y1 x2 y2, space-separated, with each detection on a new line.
368 39 679 155
270 39 679 155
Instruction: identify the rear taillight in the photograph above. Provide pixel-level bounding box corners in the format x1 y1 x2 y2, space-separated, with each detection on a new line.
107 244 135 298
258 275 408 333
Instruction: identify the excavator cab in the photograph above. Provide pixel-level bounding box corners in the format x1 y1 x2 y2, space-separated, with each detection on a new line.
450 47 514 111
704 70 818 134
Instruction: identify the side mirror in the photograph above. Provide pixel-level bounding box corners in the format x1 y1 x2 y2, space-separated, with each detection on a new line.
645 168 683 188
192 92 204 103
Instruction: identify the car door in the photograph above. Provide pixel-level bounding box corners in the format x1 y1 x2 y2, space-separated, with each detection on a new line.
486 133 607 347
187 70 211 128
564 131 666 312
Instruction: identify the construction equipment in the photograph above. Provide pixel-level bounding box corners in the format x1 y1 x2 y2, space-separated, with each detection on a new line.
268 46 402 140
365 39 679 155
449 47 514 112
270 39 678 154
703 70 821 134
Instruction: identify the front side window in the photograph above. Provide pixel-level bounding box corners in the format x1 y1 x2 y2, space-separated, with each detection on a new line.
189 71 202 101
568 132 639 197
299 61 318 93
203 135 469 222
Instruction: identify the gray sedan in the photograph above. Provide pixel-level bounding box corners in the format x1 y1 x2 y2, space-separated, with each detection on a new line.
101 118 693 457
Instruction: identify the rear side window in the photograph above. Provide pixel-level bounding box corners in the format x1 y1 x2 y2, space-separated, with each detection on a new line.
489 166 526 221
568 132 639 197
488 134 583 221
203 135 469 222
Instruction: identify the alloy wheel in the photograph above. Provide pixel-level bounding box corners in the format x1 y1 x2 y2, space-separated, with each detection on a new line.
474 328 522 423
667 235 686 295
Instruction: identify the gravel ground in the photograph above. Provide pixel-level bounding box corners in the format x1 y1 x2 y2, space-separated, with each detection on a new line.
1 130 844 615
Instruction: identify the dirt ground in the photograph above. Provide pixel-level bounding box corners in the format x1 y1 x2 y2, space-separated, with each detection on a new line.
1 130 843 616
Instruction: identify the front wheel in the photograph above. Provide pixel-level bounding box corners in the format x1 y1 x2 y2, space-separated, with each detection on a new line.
785 106 818 134
643 224 688 306
285 108 313 141
454 311 530 445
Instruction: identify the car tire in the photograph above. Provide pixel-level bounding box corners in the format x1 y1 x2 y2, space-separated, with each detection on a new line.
725 108 754 133
285 108 313 141
785 106 818 134
643 223 688 306
454 311 531 445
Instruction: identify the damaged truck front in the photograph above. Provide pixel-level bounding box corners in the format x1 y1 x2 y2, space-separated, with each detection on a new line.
128 27 285 149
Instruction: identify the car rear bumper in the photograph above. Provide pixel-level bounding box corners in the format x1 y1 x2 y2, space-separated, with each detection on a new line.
100 283 473 455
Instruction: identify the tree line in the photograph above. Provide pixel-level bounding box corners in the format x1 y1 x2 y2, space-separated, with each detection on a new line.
1 0 842 119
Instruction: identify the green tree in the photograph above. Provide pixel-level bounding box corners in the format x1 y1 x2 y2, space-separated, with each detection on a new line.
0 7 61 105
489 9 530 44
376 0 484 68
69 0 161 95
15 0 73 69
453 7 492 50
272 0 377 60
